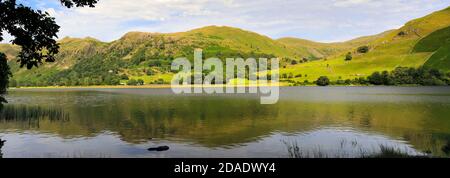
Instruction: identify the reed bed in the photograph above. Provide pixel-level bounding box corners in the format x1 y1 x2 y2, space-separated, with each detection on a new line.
0 105 70 122
284 140 427 158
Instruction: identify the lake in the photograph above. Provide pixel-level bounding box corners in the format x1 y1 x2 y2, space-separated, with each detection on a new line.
1 86 450 158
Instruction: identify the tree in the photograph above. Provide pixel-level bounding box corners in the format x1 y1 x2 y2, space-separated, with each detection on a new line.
0 0 98 106
367 67 448 86
345 52 353 61
291 60 298 65
368 71 384 85
381 71 393 85
315 76 330 86
345 79 352 85
354 77 368 85
398 31 406 36
288 73 294 79
127 79 138 86
137 79 144 85
146 69 154 76
357 46 370 53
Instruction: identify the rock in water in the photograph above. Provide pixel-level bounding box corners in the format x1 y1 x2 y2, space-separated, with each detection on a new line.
148 146 170 152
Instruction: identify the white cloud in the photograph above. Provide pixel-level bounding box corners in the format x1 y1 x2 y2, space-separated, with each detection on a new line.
333 0 374 7
23 0 450 42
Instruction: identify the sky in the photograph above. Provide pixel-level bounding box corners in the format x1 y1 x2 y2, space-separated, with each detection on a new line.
6 0 450 42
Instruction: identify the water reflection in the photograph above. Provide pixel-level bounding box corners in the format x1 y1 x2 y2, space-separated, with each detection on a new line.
0 87 449 158
0 128 428 158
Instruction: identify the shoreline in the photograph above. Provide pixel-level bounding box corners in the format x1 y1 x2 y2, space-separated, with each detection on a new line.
7 84 448 90
8 83 286 90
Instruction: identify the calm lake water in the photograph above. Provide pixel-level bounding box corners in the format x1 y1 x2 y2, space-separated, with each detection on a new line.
1 87 450 158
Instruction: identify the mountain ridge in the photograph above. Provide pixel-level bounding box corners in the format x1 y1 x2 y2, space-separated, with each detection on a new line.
1 6 450 86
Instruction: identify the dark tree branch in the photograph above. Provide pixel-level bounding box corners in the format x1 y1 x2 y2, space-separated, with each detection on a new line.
60 0 98 8
4 4 60 69
0 53 11 105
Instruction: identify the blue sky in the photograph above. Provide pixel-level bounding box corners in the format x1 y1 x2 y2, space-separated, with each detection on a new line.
8 0 450 42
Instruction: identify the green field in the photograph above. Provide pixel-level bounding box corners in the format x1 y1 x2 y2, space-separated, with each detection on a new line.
279 7 450 83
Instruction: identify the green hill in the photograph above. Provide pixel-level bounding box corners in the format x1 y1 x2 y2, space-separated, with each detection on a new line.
2 26 315 86
277 30 394 59
413 26 450 71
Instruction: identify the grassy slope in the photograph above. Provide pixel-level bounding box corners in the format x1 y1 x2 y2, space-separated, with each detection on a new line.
108 26 306 60
6 37 107 85
0 44 19 60
424 45 450 71
277 30 394 59
119 26 406 83
181 26 299 59
413 26 450 52
86 26 324 83
413 26 450 71
279 6 450 82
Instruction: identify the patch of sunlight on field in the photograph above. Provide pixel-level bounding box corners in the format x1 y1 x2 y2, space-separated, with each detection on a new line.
279 39 432 81
128 73 174 84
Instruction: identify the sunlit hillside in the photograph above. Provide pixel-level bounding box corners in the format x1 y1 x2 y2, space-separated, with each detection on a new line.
279 6 450 83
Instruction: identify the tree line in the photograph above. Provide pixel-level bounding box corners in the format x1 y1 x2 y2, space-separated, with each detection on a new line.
310 66 450 86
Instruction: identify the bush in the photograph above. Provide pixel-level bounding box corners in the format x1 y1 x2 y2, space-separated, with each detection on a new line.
336 80 345 85
103 75 121 85
291 60 298 65
288 73 294 79
345 52 352 61
345 79 352 85
137 79 145 85
353 77 368 85
422 77 446 86
368 71 393 85
146 70 154 76
148 60 162 67
357 46 370 53
368 72 383 85
127 79 138 86
368 67 448 86
154 78 165 84
315 76 330 86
